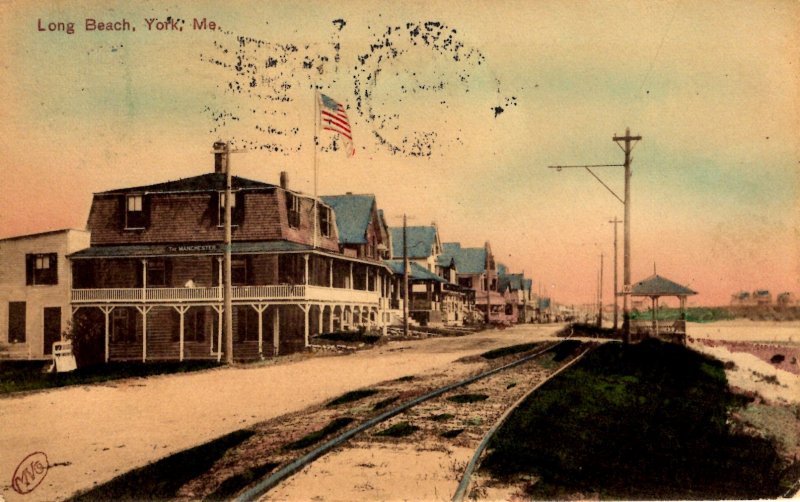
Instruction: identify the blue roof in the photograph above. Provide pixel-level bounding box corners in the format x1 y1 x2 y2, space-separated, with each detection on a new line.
440 242 487 274
383 260 446 282
320 194 376 245
389 226 437 259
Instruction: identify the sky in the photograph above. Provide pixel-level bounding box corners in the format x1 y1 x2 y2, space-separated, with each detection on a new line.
0 0 797 306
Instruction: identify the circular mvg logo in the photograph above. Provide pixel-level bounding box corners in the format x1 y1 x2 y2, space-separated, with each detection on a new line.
11 452 49 494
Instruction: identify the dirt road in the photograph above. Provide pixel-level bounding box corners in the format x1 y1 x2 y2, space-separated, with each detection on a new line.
0 324 564 502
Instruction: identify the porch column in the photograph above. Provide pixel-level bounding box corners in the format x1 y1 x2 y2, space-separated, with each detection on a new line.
273 307 280 356
136 306 152 362
173 305 190 362
329 305 335 332
301 304 310 347
349 263 354 289
217 257 223 300
304 254 309 286
141 259 148 301
100 306 114 363
366 267 370 291
329 259 333 287
318 305 324 335
211 305 223 362
651 296 657 336
252 304 268 358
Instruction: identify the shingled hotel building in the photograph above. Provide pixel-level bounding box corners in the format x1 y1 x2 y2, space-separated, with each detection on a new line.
69 145 392 362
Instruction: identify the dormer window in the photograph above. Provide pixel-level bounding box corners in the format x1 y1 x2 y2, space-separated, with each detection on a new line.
286 192 300 228
126 194 146 229
319 205 332 237
218 191 237 226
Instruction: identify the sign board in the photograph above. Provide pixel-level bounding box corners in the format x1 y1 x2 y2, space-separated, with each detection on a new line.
52 341 77 373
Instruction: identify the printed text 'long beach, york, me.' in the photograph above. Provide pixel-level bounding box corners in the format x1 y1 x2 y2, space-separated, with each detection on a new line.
37 17 219 34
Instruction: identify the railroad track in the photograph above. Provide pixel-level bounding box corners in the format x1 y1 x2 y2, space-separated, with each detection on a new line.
228 338 593 502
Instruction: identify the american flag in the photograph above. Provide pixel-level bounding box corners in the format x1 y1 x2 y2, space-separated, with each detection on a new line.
318 93 355 156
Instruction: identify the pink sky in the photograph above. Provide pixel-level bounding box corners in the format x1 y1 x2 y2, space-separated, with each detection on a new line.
0 0 797 306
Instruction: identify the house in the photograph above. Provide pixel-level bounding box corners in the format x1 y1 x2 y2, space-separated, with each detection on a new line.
0 229 90 359
498 266 534 323
388 225 472 326
439 241 504 323
320 193 391 261
383 259 448 325
389 225 441 272
777 292 797 307
68 143 392 363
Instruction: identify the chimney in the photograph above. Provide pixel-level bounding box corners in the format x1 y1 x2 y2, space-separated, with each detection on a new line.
280 171 289 190
213 141 228 174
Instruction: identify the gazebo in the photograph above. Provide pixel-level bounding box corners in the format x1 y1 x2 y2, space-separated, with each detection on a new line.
630 274 697 344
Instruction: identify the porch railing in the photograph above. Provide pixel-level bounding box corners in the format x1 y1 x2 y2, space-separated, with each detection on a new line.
72 284 381 305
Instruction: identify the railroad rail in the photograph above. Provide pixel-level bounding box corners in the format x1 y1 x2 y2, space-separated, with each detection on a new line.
235 337 588 502
452 344 595 501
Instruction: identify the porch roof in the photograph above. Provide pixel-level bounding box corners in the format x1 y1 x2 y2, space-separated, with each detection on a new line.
631 274 697 297
68 241 312 258
383 260 447 283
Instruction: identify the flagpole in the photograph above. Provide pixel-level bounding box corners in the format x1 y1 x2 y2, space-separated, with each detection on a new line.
313 90 319 249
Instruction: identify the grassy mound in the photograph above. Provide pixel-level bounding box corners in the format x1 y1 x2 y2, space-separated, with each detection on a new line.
482 339 790 500
1 360 219 395
68 430 254 501
285 417 355 450
325 389 379 407
376 421 419 437
481 342 542 360
447 393 488 404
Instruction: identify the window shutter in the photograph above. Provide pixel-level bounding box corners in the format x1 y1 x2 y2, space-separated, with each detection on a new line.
234 192 245 226
170 309 180 342
119 195 127 228
143 194 152 228
164 258 173 287
210 192 220 226
25 254 34 285
49 253 58 285
135 262 143 288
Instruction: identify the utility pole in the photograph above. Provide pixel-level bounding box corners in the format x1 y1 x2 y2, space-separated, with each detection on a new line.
403 214 409 338
598 252 604 328
609 217 621 331
548 127 641 343
613 128 642 344
213 141 246 364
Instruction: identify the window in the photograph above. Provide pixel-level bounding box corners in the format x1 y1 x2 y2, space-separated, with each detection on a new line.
232 258 248 285
8 302 26 343
286 192 300 228
112 308 135 343
218 191 243 226
458 277 473 289
172 308 206 342
126 194 146 229
146 260 167 287
236 306 259 342
212 257 249 286
319 205 332 237
26 253 58 285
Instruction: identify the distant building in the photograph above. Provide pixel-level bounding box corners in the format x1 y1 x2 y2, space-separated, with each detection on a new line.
497 267 534 323
752 290 772 306
0 229 90 359
439 241 505 323
777 292 797 307
730 291 751 306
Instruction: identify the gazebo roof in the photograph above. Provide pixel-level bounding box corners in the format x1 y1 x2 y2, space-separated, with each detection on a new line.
630 274 697 297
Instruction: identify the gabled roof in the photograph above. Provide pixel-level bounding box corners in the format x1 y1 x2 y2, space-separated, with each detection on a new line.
320 194 376 245
499 273 525 292
389 226 438 259
440 242 487 274
631 274 697 297
383 260 446 283
99 173 277 194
